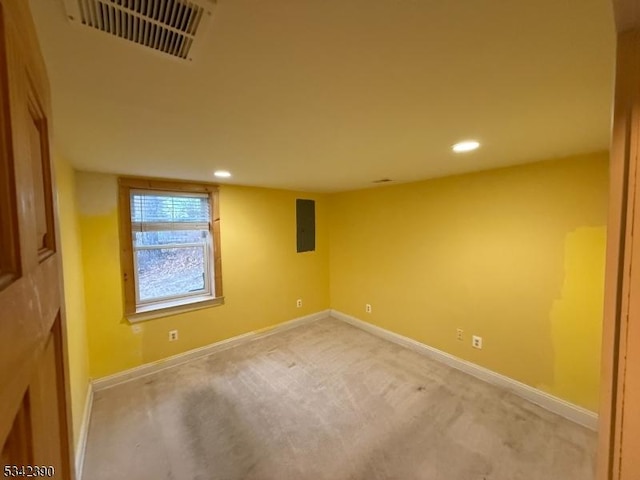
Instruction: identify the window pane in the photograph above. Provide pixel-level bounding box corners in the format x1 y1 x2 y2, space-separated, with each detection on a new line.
134 230 205 247
136 247 206 301
131 192 210 223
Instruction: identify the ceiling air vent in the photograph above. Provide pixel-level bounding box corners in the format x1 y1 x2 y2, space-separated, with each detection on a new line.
62 0 216 61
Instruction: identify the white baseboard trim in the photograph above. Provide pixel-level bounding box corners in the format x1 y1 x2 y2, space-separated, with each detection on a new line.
330 309 598 431
92 310 331 392
75 382 93 480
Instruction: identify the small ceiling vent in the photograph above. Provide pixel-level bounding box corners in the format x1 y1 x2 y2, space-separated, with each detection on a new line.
62 0 216 61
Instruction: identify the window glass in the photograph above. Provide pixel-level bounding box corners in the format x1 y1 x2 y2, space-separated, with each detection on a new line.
134 230 205 247
136 246 206 301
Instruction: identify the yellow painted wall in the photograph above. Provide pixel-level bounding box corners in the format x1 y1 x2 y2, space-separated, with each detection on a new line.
76 172 330 379
329 152 608 411
54 157 90 451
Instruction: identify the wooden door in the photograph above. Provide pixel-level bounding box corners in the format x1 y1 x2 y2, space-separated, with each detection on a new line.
0 0 73 478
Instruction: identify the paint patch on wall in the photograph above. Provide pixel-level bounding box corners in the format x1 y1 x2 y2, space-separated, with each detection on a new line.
548 226 606 411
76 176 331 378
76 172 118 216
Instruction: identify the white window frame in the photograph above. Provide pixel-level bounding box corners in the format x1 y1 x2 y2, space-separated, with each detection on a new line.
131 189 213 308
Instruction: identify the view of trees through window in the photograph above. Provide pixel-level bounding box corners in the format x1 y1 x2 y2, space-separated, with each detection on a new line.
131 192 211 303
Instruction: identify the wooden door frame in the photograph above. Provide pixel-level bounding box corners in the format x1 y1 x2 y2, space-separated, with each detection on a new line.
598 1 640 479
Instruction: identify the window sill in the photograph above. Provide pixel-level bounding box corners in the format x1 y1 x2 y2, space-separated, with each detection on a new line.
127 295 225 323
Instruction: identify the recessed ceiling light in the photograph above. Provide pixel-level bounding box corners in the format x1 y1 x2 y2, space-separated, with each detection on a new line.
452 140 480 153
214 170 232 178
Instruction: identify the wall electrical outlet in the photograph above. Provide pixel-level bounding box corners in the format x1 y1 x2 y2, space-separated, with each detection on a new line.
456 328 464 341
365 304 372 313
472 335 482 349
169 330 179 342
296 299 302 308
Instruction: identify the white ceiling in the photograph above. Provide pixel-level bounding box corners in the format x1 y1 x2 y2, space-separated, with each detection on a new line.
29 0 615 192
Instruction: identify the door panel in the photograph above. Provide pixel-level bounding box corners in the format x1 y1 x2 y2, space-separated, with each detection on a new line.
0 0 73 478
0 0 18 292
1 394 33 468
30 316 66 473
27 87 55 261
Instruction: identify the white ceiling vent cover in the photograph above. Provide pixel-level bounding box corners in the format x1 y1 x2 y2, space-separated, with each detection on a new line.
62 0 216 61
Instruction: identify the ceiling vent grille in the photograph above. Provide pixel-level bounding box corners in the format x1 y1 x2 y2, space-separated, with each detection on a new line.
63 0 215 60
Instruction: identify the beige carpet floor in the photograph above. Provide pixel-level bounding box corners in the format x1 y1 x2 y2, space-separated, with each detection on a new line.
83 316 596 480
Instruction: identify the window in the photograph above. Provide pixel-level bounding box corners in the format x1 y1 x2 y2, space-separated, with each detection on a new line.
119 178 223 320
